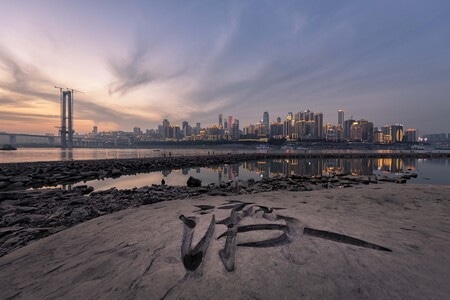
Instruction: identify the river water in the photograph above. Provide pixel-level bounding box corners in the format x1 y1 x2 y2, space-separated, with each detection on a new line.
2 147 449 189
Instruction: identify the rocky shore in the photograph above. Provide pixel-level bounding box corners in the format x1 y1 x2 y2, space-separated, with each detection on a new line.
0 152 448 191
0 155 417 256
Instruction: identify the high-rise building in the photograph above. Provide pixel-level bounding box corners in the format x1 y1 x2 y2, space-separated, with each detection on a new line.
228 116 233 131
169 125 181 140
133 127 141 136
270 121 283 138
373 128 383 143
219 114 223 128
350 121 363 141
301 110 314 122
344 119 355 140
314 113 324 139
182 121 190 137
338 109 344 128
358 119 370 141
381 125 392 143
391 124 404 143
262 111 269 136
283 119 293 138
232 119 240 141
405 128 417 142
162 119 170 139
381 125 391 136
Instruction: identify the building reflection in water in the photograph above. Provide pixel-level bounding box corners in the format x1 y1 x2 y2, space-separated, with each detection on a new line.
373 158 416 173
158 158 419 184
60 149 74 161
217 158 417 182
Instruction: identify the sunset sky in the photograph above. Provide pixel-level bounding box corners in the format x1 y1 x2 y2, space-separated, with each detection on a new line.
1 0 449 135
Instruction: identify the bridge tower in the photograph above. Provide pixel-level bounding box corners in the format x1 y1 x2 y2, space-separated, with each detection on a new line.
55 86 82 149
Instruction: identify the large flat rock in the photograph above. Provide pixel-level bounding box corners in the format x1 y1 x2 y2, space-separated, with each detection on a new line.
1 184 449 299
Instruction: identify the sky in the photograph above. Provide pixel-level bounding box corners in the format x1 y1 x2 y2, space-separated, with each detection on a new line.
1 0 449 136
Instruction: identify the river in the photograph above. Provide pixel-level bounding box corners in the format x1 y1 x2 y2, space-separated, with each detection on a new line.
3 147 448 189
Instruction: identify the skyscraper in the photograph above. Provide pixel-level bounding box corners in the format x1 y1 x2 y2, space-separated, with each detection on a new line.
405 129 417 142
232 119 240 140
182 121 190 137
219 114 223 128
262 111 269 136
344 118 355 140
228 116 233 130
338 109 344 128
391 124 404 143
162 119 170 139
314 113 324 139
133 127 141 136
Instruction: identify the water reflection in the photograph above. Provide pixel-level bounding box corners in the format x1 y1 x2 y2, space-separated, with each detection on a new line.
70 157 450 192
60 149 74 161
240 158 409 179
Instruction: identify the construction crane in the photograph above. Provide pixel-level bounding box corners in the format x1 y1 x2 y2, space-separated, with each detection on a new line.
54 86 83 94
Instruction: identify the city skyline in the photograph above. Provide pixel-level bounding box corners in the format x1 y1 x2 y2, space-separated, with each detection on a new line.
1 1 450 135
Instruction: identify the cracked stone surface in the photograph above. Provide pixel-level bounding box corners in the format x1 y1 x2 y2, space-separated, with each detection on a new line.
0 184 449 299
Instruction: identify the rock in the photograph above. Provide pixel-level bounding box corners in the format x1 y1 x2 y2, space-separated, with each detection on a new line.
187 176 202 187
9 176 31 183
73 185 94 195
6 182 25 190
14 206 38 213
0 226 24 238
198 187 209 193
111 169 122 177
70 207 90 221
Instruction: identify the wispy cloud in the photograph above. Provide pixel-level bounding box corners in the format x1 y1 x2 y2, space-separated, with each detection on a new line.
107 36 155 96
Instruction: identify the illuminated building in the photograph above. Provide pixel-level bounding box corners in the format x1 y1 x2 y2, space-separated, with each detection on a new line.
338 109 344 128
373 128 383 143
391 124 404 143
405 128 417 142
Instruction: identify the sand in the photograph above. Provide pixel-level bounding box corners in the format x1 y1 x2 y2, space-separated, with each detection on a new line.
1 184 449 299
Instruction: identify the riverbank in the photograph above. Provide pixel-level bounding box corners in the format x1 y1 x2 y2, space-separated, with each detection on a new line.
0 172 414 257
1 152 449 191
1 184 449 299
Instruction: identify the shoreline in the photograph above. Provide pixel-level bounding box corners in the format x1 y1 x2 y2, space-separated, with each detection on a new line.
1 152 449 191
0 169 430 257
1 183 449 299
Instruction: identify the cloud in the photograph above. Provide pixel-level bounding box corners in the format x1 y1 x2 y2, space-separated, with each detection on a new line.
0 96 16 105
0 45 57 105
107 36 155 96
0 110 59 124
0 47 28 86
73 97 153 129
